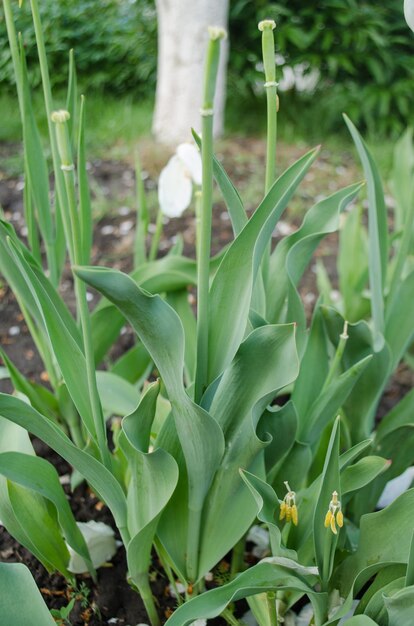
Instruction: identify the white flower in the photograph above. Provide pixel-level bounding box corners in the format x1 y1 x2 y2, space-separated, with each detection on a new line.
377 467 414 509
67 520 117 574
176 143 202 185
404 0 414 32
158 143 202 218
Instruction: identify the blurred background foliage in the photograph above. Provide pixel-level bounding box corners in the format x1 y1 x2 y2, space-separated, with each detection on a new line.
0 0 412 138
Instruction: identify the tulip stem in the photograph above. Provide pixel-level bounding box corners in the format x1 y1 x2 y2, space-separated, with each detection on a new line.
149 208 163 261
266 591 279 626
194 27 226 403
260 20 277 286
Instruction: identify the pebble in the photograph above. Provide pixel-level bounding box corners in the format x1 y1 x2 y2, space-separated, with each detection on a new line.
119 220 133 235
101 225 115 236
8 326 20 336
118 206 130 216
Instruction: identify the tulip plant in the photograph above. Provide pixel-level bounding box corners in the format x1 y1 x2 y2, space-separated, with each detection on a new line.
1 2 414 626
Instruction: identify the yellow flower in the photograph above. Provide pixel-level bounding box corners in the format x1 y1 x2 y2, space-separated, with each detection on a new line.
279 482 298 526
324 491 344 535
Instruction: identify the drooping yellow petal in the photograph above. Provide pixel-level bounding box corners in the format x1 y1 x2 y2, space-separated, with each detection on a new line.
285 505 292 523
324 511 332 528
279 502 286 521
336 510 344 528
291 504 298 526
330 514 337 535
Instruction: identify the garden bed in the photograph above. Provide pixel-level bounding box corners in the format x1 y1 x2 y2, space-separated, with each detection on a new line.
1 137 413 625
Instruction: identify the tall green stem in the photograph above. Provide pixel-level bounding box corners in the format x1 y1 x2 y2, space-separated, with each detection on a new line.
149 208 163 262
322 320 349 391
52 111 111 470
259 20 278 194
266 591 279 626
134 152 149 267
259 20 277 286
135 574 161 626
29 0 71 284
194 26 226 403
3 0 23 109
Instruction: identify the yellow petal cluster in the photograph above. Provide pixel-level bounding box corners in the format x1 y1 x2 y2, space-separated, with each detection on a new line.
324 491 344 535
279 482 298 526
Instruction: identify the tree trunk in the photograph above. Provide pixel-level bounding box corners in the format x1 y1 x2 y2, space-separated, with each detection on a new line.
153 0 229 145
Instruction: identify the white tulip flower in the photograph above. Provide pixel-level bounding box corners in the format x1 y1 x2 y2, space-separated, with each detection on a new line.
158 143 202 218
67 520 117 573
405 0 414 32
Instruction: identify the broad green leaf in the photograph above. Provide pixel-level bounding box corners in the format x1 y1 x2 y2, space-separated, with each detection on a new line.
291 303 329 420
272 441 312 496
0 221 46 332
123 380 160 454
8 481 71 576
356 565 406 617
376 387 414 440
90 251 225 364
344 114 387 351
75 266 225 578
126 448 178 585
352 424 414 518
267 183 363 324
321 307 391 440
96 371 140 417
0 563 56 626
406 531 414 586
360 577 404 625
198 324 299 577
193 130 247 236
258 400 298 481
299 355 372 444
121 384 179 592
167 289 197 386
385 585 414 625
338 205 370 322
335 489 414 597
341 456 389 495
0 451 94 577
207 147 319 384
240 469 296 559
0 418 52 568
77 95 92 265
344 618 381 626
110 342 152 385
391 128 414 231
164 559 325 626
385 269 414 370
0 394 128 535
0 348 59 422
6 238 99 441
313 416 341 585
